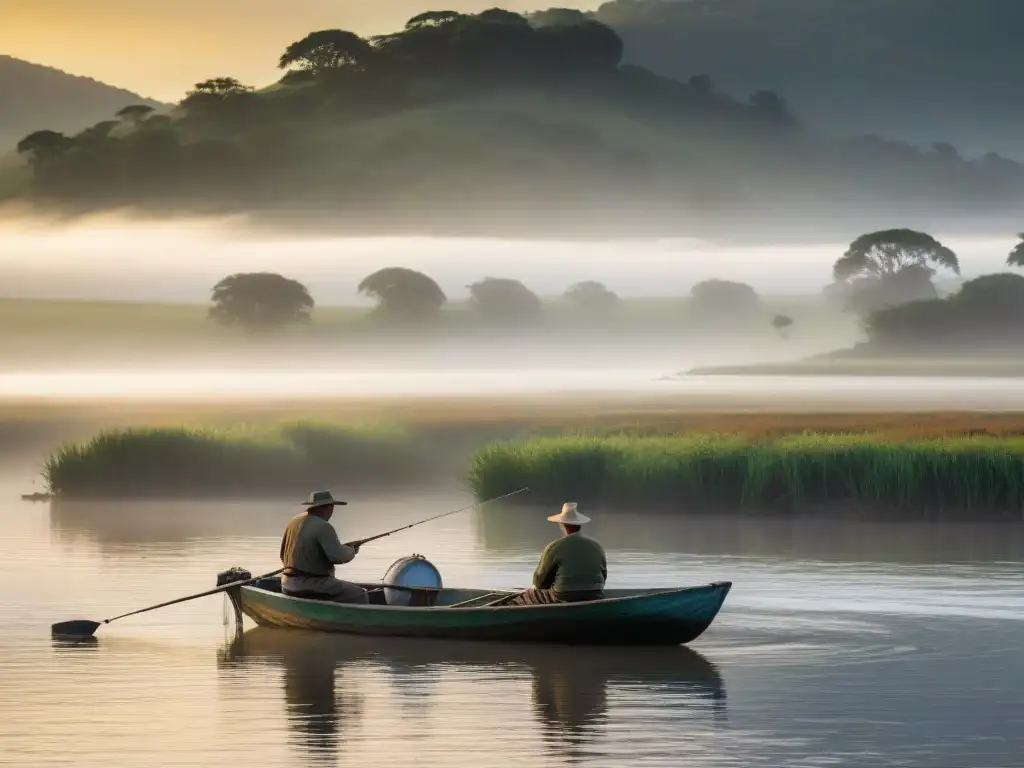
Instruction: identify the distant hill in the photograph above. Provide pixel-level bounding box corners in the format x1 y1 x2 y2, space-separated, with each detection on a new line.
532 0 1024 158
0 56 166 150
2 10 1022 242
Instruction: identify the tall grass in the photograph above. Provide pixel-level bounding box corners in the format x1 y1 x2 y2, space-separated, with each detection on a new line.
468 434 1024 512
45 421 428 498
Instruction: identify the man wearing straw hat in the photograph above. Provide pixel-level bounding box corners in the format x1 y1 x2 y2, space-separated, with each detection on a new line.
508 502 607 606
279 490 369 604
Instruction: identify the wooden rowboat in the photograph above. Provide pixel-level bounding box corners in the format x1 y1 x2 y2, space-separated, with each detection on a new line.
230 577 732 646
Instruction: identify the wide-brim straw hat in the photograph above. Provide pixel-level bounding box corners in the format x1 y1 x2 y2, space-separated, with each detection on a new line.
303 490 347 508
547 502 591 525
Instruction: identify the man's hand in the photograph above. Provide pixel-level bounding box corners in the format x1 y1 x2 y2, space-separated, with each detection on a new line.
349 541 361 555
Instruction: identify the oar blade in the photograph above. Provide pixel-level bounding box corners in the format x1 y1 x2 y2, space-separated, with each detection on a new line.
51 619 101 637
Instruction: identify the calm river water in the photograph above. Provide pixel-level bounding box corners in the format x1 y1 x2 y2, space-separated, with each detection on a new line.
3 477 1024 767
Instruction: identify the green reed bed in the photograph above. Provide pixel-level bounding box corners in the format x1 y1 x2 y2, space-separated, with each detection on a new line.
468 434 1024 512
44 421 427 498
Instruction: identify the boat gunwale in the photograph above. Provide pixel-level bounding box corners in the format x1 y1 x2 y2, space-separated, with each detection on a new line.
240 580 732 613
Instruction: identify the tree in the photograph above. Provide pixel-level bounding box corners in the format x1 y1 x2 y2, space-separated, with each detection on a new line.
467 277 542 322
771 314 794 338
832 264 940 315
1007 233 1024 268
835 229 960 281
116 105 155 125
563 281 620 313
358 267 447 322
749 90 797 126
405 11 462 29
865 273 1024 351
832 230 959 314
689 279 760 317
74 120 120 144
208 273 314 333
477 9 531 26
194 78 252 96
279 30 373 74
16 130 73 173
529 8 590 28
539 21 624 72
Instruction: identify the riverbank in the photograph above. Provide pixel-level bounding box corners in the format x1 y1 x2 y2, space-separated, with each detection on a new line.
687 357 1024 377
468 434 1024 515
28 400 1024 504
43 422 432 498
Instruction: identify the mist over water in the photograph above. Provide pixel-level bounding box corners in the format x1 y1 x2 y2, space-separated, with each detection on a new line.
0 212 1016 301
0 213 1021 405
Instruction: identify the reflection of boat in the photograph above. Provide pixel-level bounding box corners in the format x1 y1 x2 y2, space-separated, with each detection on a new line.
219 627 726 763
234 577 731 645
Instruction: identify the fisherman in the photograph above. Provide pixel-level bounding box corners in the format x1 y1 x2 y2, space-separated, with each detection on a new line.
508 502 607 606
279 490 369 604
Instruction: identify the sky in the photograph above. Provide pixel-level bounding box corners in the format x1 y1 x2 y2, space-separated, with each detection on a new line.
1 0 594 101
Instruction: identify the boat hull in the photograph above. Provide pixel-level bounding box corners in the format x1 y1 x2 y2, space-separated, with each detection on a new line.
236 580 731 646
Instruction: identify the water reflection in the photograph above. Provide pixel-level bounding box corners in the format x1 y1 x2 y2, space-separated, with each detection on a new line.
48 492 466 550
220 628 726 765
477 505 1024 564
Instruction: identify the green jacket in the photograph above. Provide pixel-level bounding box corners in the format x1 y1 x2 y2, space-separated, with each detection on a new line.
532 532 607 595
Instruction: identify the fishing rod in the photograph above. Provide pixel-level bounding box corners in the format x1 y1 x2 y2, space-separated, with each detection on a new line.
50 486 529 638
346 486 530 548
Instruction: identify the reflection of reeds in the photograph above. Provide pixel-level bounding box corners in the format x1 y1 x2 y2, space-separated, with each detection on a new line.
469 433 1024 513
44 421 427 497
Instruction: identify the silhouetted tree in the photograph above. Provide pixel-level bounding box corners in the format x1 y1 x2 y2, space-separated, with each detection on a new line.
1007 233 1024 268
539 21 624 72
116 105 155 125
771 314 794 337
358 267 446 322
837 264 939 315
16 130 73 173
468 277 542 322
74 120 120 144
406 11 463 29
189 78 253 97
749 90 796 126
836 230 959 281
932 142 960 162
477 9 531 25
832 230 959 314
563 281 620 313
690 279 760 317
866 273 1024 351
529 8 590 27
279 30 373 74
209 273 314 333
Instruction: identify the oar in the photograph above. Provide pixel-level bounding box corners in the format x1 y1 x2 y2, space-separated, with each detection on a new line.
51 567 284 638
51 486 529 637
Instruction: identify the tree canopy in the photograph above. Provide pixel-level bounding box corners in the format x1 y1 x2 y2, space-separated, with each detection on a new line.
830 230 959 315
865 272 1024 352
278 30 374 74
467 277 543 322
208 272 314 333
358 267 447 322
563 280 620 313
689 279 760 317
1007 234 1024 269
833 230 960 281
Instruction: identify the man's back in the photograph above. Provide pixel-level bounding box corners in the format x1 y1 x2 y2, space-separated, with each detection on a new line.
533 532 607 595
280 513 351 577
